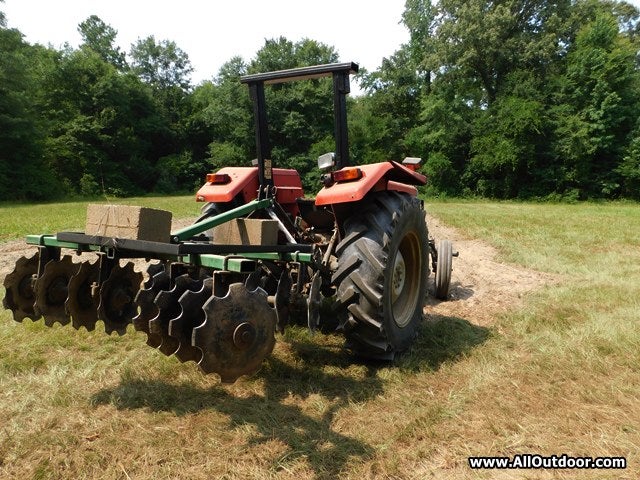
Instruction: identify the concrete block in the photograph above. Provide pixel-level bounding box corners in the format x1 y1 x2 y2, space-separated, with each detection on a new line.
212 218 278 246
85 204 172 243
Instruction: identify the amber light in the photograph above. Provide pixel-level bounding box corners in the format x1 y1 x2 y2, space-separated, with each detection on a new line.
332 168 363 182
206 173 231 184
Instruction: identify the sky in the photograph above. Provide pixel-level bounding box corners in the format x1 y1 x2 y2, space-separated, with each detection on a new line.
1 0 410 88
4 0 640 90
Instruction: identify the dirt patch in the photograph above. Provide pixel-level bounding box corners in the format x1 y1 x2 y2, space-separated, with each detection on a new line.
424 214 555 325
1 216 551 327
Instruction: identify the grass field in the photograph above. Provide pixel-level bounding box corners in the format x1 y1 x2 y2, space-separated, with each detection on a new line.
1 198 638 479
0 195 197 241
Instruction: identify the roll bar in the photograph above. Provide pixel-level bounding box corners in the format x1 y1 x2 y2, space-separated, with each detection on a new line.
240 62 359 198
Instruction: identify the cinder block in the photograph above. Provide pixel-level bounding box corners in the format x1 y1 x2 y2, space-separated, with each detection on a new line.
212 218 278 246
85 204 172 243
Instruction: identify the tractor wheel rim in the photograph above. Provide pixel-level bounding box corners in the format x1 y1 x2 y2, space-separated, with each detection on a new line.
392 231 421 328
391 251 406 301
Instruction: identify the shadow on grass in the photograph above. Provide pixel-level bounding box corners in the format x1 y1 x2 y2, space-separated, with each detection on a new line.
399 315 492 372
90 315 489 477
91 345 380 478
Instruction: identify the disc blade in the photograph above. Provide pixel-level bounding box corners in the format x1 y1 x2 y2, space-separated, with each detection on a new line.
193 283 276 383
66 260 100 331
97 262 142 335
169 277 213 363
3 252 41 322
149 274 201 356
133 270 170 347
34 256 79 327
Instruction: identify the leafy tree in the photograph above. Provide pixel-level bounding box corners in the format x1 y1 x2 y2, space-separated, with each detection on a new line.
42 48 168 195
130 36 193 90
186 56 253 180
404 79 476 196
0 21 56 200
468 71 547 198
429 0 571 106
550 11 640 197
358 46 425 161
130 35 194 149
78 15 127 70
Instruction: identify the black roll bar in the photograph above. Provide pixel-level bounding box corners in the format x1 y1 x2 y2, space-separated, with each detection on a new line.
240 62 359 197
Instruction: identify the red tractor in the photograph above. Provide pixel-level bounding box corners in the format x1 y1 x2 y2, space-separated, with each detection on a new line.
3 62 453 383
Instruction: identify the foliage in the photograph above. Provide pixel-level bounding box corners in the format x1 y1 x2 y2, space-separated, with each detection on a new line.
78 15 127 70
1 3 639 201
0 23 55 200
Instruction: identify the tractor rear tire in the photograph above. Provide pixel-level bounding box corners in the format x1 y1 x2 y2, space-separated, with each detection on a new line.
334 191 429 359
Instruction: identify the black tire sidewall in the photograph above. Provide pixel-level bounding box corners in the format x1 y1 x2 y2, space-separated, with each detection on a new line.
381 198 428 350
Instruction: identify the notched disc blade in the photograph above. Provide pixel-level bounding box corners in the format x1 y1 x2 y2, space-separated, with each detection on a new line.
193 282 276 383
133 270 170 347
145 261 166 282
3 252 41 322
149 274 201 356
34 255 79 327
66 260 100 331
98 262 142 335
169 277 213 363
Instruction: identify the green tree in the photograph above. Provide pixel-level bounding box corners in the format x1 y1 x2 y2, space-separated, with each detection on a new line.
550 11 640 197
185 57 253 185
430 0 570 106
78 15 127 70
130 36 193 90
358 46 425 161
42 48 167 195
0 20 55 200
130 35 193 148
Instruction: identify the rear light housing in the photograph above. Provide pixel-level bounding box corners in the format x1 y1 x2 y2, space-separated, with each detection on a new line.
332 167 363 183
402 157 422 172
206 173 231 184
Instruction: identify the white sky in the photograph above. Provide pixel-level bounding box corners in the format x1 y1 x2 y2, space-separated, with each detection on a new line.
2 0 409 88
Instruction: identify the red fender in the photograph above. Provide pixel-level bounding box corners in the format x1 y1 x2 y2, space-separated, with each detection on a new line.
195 167 304 216
315 161 426 206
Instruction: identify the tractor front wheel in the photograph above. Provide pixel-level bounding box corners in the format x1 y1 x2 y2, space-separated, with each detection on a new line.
334 192 429 359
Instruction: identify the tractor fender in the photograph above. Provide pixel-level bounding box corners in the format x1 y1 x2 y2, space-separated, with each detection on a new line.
196 167 304 205
315 161 426 206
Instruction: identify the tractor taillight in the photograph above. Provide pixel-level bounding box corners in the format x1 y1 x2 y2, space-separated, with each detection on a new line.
332 168 363 183
206 173 231 184
402 157 422 172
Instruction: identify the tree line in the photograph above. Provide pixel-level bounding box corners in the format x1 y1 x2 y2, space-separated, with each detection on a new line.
1 0 639 202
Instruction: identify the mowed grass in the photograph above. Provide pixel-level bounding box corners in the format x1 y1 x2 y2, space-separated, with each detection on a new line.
0 195 198 241
1 198 639 479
